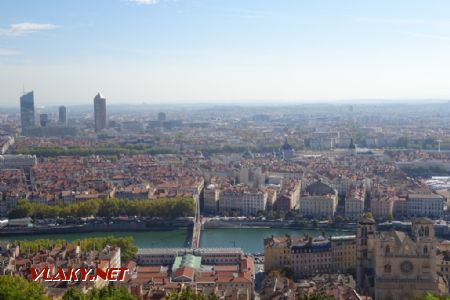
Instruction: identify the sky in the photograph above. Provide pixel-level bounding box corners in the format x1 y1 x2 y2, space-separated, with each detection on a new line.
1 0 450 106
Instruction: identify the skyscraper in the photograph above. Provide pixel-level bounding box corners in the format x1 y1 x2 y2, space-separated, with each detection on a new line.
39 114 49 127
20 91 35 134
158 112 166 122
59 106 67 126
94 93 107 132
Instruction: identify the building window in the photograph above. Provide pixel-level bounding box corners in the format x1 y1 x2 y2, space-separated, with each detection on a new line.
385 245 390 256
384 264 391 273
424 246 428 255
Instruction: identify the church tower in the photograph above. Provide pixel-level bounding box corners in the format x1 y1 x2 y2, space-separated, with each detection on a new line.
411 218 437 279
356 214 376 295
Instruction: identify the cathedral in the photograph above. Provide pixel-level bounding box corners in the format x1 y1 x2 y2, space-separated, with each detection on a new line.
356 215 448 300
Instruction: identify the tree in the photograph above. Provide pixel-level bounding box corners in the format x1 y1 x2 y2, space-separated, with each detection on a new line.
387 212 393 223
63 288 87 300
415 293 450 300
13 236 138 262
166 288 219 300
63 286 138 300
8 197 195 220
334 215 344 223
90 286 138 300
281 267 294 279
0 275 49 300
298 293 334 300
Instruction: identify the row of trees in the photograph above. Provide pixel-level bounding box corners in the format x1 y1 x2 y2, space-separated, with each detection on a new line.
166 289 219 300
12 236 138 261
13 146 176 157
9 197 195 219
63 287 137 300
13 141 311 158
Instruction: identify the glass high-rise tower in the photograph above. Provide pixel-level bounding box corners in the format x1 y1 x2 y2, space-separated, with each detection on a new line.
59 105 67 126
20 91 35 134
94 93 107 132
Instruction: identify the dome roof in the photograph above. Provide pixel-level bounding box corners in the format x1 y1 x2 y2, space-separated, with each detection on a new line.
305 180 335 196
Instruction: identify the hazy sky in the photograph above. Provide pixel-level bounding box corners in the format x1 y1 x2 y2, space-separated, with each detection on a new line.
1 0 450 106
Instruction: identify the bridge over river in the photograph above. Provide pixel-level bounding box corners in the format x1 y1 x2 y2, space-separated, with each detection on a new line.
191 195 202 248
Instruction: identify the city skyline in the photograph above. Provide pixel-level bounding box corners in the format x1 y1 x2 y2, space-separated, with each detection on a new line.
1 0 450 105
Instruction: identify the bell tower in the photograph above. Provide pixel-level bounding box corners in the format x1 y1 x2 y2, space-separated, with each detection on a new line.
356 213 376 295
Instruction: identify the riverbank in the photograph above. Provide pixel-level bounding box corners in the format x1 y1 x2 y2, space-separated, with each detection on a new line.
0 227 354 253
203 219 356 230
0 219 356 236
0 220 193 237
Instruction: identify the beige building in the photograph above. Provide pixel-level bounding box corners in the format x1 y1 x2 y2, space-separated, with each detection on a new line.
436 240 450 288
263 236 291 272
331 235 356 273
393 198 407 219
274 180 300 212
264 234 356 278
264 235 331 278
345 188 365 220
357 216 448 300
203 184 219 213
300 181 338 219
370 197 393 220
219 186 268 215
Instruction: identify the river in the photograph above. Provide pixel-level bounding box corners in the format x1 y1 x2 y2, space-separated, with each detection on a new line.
0 227 353 253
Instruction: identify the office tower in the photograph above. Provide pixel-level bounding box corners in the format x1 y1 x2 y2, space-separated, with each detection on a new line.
20 91 35 134
94 93 107 132
158 112 166 121
59 106 67 125
39 114 49 127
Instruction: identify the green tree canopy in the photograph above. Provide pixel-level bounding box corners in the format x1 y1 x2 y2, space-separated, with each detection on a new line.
9 197 195 220
298 293 334 300
415 293 450 300
166 288 219 300
0 275 49 300
63 286 138 300
12 236 138 261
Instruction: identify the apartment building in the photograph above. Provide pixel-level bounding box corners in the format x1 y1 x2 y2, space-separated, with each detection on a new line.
264 235 356 278
344 188 365 220
219 185 267 215
300 180 338 219
406 193 445 219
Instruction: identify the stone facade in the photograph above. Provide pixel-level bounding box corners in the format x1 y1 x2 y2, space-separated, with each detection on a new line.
356 216 448 300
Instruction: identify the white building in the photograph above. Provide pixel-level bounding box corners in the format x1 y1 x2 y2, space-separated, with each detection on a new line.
407 194 445 219
300 181 338 218
345 193 365 220
219 186 267 215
